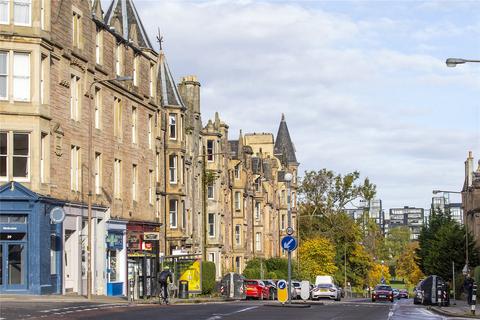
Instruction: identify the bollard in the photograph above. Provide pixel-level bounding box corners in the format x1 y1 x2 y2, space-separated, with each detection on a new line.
472 282 477 315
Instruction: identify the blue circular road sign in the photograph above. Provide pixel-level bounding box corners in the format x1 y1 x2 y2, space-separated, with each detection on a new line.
278 280 287 290
281 235 298 252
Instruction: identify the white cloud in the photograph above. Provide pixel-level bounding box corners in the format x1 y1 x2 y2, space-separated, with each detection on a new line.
125 0 479 210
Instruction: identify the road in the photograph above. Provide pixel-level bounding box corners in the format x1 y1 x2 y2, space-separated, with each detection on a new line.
0 298 473 320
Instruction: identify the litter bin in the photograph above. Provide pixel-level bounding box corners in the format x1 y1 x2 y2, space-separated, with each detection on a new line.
179 280 189 299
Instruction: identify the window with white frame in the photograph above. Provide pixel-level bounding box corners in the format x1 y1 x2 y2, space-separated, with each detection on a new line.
0 131 30 181
40 54 47 104
207 140 214 161
207 182 214 199
133 55 139 86
132 164 137 202
208 213 215 237
70 145 81 191
169 199 177 228
70 75 80 120
13 52 30 101
95 28 102 64
0 51 7 100
148 114 153 149
131 107 137 144
94 152 101 194
94 87 101 129
255 201 260 220
115 43 122 76
40 132 47 183
149 63 154 97
0 0 8 24
149 169 154 205
72 11 81 48
114 158 121 199
234 191 241 210
255 232 261 251
235 225 241 245
234 164 240 179
169 154 177 184
114 97 122 138
14 0 31 26
169 113 176 139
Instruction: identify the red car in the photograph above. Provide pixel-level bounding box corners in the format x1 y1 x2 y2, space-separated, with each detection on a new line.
245 280 270 300
372 285 394 303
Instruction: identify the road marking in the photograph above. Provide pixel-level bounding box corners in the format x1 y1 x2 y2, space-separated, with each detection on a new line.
206 306 259 320
39 303 123 313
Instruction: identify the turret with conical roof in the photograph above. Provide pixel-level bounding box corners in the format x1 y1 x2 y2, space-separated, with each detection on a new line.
104 0 153 49
274 114 298 166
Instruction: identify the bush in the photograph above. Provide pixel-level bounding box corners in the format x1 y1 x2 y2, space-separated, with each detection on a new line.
474 266 480 285
202 261 216 295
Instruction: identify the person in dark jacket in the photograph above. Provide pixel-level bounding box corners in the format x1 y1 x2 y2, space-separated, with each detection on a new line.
158 266 173 303
464 276 474 305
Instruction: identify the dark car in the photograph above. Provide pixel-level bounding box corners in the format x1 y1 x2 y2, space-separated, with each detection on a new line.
372 285 394 303
262 280 277 300
398 289 409 299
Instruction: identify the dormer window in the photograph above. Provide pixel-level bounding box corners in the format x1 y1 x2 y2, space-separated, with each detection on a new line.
169 113 176 140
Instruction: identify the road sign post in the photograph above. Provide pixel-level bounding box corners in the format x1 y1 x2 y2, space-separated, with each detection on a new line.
277 279 288 304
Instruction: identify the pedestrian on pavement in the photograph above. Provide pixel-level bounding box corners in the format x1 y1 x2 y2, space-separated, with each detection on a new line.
464 275 474 305
158 266 173 304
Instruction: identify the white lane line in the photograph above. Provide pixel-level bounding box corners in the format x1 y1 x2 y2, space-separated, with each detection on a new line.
206 306 259 320
39 303 122 313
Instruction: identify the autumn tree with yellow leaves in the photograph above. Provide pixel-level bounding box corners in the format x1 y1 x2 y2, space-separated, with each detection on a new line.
396 242 424 289
299 236 338 282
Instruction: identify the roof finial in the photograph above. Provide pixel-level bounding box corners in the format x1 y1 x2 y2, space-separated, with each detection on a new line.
281 113 285 121
156 27 164 51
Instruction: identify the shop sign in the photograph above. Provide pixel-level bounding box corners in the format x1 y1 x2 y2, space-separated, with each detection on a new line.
127 233 141 251
143 242 153 251
144 232 160 241
106 232 123 250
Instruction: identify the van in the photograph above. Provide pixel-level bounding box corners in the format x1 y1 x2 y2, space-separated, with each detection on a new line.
315 275 334 286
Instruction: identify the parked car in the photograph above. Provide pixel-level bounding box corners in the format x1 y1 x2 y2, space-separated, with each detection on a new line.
392 288 400 299
292 281 302 299
311 283 341 301
398 289 409 299
262 280 277 300
244 280 269 300
371 284 394 303
413 280 424 305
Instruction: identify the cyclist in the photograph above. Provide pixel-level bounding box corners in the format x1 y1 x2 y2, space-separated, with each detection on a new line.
158 266 173 304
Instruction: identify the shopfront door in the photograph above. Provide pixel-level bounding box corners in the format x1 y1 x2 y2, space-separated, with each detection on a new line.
0 233 28 290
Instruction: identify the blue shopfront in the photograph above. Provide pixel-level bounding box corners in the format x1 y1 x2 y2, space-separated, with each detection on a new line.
0 182 63 294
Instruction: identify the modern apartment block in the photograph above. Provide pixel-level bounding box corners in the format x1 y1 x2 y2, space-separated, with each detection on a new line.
0 0 299 294
389 206 424 240
431 195 463 225
345 198 387 234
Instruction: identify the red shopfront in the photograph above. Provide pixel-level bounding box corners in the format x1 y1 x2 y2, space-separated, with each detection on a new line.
126 222 161 299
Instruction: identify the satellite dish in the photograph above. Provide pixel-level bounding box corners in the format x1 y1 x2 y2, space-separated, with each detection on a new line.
50 207 66 224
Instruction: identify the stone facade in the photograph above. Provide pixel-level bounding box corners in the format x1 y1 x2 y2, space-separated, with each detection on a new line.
0 0 299 293
462 151 480 250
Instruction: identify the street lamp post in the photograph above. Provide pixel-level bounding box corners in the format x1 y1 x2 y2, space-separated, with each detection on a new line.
445 58 480 67
284 172 293 304
87 75 132 300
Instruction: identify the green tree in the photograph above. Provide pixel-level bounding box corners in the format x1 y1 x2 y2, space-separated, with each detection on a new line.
299 236 338 282
417 210 479 281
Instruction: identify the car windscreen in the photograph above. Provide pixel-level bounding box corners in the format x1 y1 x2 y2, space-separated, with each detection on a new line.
245 281 258 285
375 286 392 291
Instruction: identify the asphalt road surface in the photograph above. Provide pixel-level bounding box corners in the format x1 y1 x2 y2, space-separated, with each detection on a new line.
0 298 473 320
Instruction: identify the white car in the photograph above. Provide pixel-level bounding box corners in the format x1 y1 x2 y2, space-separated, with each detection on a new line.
311 283 341 301
291 281 301 299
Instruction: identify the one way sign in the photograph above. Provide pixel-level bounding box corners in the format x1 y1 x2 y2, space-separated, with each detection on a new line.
281 235 297 252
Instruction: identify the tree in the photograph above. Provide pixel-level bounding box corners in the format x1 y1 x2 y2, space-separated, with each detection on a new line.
396 242 424 289
367 262 390 287
417 210 479 281
347 242 373 288
299 236 338 282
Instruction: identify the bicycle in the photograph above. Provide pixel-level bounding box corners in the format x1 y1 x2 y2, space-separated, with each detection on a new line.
158 282 175 305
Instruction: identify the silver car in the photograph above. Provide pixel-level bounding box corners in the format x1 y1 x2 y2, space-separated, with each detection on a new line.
311 283 341 301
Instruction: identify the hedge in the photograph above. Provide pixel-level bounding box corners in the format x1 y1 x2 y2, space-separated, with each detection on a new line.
202 261 216 294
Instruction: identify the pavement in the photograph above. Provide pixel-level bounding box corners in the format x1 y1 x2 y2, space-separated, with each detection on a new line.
430 300 480 319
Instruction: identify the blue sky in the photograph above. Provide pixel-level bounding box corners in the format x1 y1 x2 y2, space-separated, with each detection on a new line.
104 0 480 210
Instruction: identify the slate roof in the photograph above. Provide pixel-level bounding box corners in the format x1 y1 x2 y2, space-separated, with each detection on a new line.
274 114 298 165
157 51 185 108
104 0 153 49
